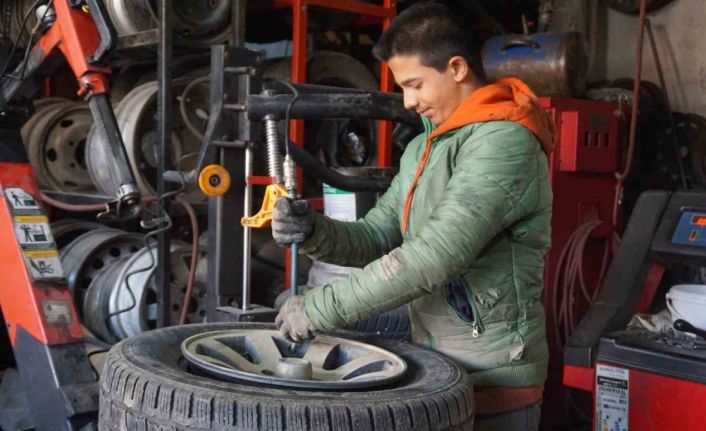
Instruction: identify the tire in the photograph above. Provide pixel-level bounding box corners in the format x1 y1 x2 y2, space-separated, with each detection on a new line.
99 323 474 431
348 306 411 341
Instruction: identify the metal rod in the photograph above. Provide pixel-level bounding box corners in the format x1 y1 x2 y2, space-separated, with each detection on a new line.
156 0 172 328
283 155 299 296
379 0 396 168
247 93 420 125
87 94 140 201
230 0 246 46
289 223 299 297
242 146 253 310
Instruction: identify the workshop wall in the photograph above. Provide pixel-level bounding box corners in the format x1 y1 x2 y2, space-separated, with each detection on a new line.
603 1 706 116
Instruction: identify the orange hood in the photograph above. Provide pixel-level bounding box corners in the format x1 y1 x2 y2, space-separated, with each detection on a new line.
401 77 556 234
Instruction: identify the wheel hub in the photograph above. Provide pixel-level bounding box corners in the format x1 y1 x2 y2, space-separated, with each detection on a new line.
181 329 407 389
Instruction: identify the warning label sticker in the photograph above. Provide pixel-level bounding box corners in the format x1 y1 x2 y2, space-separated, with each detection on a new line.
3 187 66 282
595 364 629 431
13 217 55 249
41 299 73 327
5 187 40 211
24 250 64 280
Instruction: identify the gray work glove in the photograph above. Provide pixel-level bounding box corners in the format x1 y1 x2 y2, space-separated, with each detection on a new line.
275 295 316 342
272 197 315 247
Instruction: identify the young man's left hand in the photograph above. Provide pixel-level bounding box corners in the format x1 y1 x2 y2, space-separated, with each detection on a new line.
275 295 316 342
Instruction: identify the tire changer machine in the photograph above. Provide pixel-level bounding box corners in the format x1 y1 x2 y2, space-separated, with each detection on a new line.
0 1 417 429
564 190 706 431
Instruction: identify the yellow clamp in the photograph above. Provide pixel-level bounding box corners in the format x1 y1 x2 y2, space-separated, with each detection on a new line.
198 164 231 197
241 183 288 228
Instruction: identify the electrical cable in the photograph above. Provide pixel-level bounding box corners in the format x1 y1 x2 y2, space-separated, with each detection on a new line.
14 0 30 46
265 77 300 158
17 0 51 81
548 12 646 350
0 0 42 79
41 161 198 337
180 76 302 155
551 220 617 353
104 157 189 332
87 348 109 380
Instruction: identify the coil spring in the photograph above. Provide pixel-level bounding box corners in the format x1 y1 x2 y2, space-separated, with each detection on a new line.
265 119 283 183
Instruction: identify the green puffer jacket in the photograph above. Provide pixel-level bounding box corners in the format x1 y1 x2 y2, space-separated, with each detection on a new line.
301 117 552 388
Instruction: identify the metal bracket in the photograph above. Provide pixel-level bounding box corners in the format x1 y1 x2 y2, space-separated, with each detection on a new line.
216 305 278 323
85 0 116 64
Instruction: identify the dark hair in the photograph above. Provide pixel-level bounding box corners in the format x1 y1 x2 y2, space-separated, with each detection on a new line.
373 1 485 80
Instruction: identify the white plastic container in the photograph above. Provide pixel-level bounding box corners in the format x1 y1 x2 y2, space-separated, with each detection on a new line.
666 284 706 330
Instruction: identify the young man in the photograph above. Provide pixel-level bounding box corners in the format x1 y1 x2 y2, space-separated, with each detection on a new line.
274 2 555 429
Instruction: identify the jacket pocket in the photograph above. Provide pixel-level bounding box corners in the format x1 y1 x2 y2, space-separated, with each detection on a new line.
445 279 485 337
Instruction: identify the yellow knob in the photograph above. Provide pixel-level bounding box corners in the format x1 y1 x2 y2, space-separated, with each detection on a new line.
198 164 231 196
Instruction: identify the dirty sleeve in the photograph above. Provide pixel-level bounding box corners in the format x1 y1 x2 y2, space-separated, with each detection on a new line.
300 173 403 268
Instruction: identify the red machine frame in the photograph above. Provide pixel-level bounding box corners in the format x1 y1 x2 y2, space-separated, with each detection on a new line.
0 1 137 428
540 97 623 429
254 0 397 288
0 164 84 347
261 0 398 166
560 188 706 431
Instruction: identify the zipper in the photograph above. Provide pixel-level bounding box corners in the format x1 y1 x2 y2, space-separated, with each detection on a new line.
465 288 485 338
445 279 485 338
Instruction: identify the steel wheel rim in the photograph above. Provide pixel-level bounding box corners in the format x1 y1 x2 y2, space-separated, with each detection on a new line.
60 228 143 317
182 329 408 389
83 255 133 343
50 219 105 250
37 104 95 191
104 0 154 35
172 0 230 41
108 241 200 339
21 100 73 189
105 0 232 47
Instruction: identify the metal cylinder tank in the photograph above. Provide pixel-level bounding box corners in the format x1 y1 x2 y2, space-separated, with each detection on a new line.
482 32 589 98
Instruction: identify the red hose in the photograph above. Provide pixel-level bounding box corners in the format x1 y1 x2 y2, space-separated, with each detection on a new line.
40 190 199 325
40 192 106 212
612 0 648 227
552 220 612 351
40 192 158 212
176 195 199 325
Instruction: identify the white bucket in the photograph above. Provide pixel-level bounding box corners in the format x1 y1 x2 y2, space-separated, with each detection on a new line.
666 284 706 330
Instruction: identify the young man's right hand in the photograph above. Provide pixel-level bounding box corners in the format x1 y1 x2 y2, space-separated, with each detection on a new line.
272 197 315 247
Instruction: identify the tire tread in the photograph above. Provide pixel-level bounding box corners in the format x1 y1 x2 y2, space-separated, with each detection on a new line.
98 325 473 430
